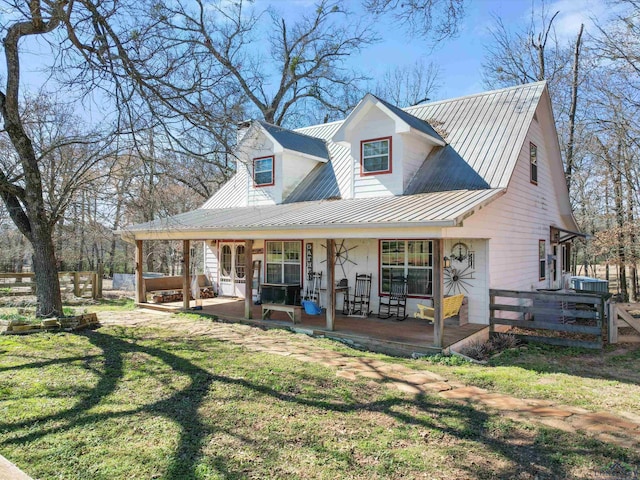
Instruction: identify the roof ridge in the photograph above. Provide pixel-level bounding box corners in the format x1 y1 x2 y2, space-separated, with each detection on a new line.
405 81 546 112
291 81 546 134
259 120 329 142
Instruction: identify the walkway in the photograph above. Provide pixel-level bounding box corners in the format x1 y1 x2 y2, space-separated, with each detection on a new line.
98 309 640 451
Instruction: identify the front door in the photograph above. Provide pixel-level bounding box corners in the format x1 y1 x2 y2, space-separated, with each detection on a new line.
219 243 246 297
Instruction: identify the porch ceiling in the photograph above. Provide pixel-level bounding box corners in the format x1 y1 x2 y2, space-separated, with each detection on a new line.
118 189 504 241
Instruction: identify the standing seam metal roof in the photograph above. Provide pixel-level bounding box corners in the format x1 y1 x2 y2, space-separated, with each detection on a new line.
196 83 544 222
124 189 504 235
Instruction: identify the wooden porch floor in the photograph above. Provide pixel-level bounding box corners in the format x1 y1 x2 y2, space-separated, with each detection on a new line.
138 297 487 356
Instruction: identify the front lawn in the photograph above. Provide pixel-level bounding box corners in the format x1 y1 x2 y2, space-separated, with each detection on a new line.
419 343 640 417
1 322 638 479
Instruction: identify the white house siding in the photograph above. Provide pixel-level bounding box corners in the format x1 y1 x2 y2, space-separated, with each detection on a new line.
350 106 402 198
442 238 489 325
401 134 434 191
204 241 219 293
444 105 566 293
281 153 322 200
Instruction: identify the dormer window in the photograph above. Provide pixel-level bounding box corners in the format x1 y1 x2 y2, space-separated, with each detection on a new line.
361 137 392 175
253 156 274 187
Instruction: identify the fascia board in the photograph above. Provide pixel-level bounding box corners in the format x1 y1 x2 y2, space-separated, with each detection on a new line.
122 220 459 242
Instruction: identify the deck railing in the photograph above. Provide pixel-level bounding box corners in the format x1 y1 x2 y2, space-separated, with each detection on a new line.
489 289 606 349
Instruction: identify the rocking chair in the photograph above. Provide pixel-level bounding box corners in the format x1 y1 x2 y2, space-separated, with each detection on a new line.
378 275 408 321
343 273 372 317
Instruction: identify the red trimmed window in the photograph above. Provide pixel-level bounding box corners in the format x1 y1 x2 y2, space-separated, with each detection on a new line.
253 156 274 187
380 240 432 297
361 137 392 175
530 143 538 185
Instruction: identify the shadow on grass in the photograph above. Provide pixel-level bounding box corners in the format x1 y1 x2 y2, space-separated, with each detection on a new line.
0 328 635 479
488 342 640 386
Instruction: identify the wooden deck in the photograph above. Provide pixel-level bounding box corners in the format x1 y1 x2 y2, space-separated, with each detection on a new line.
138 297 487 356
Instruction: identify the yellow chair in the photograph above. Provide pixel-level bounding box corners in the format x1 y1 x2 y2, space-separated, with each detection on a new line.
415 294 465 323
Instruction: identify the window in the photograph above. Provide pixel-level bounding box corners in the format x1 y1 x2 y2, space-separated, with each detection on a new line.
380 240 432 296
361 137 392 175
266 241 302 284
253 156 274 187
235 245 245 279
539 239 546 280
530 143 538 185
221 245 232 277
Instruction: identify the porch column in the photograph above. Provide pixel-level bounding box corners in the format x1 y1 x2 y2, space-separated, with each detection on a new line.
325 239 335 330
433 239 444 348
182 240 190 310
135 239 146 304
245 239 254 319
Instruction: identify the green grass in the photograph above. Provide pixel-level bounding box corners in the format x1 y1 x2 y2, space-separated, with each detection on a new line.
417 343 640 415
1 321 638 479
86 298 136 312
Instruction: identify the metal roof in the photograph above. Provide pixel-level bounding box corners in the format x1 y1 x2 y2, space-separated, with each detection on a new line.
405 82 545 189
153 82 546 236
201 170 248 209
258 120 329 160
282 161 340 203
404 145 490 194
123 189 504 236
373 95 444 143
293 82 545 196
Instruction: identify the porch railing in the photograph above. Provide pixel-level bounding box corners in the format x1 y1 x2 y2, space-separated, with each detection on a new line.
489 289 606 349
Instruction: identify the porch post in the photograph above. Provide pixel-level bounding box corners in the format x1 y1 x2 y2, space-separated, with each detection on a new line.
135 239 146 303
433 239 444 348
245 239 254 319
182 240 190 310
325 239 335 331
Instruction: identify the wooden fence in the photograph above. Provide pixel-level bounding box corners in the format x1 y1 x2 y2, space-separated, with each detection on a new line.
0 270 103 299
608 303 640 344
489 289 606 349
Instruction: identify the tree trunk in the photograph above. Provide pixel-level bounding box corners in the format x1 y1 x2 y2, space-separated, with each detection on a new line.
30 221 63 317
613 144 628 301
565 23 584 194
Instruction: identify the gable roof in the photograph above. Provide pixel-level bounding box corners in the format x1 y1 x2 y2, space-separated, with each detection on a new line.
256 120 329 160
331 93 445 146
373 95 445 143
281 81 545 202
405 82 545 189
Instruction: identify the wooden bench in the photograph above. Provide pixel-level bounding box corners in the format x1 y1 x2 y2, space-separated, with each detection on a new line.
415 294 465 323
262 303 302 324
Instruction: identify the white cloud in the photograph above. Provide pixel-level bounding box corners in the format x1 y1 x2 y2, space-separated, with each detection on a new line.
540 0 608 42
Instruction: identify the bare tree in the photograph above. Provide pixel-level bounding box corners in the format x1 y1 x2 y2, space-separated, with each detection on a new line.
0 0 119 317
363 0 466 42
373 60 441 107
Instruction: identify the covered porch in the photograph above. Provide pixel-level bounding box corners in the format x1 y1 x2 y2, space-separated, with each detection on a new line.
140 295 487 356
130 236 473 353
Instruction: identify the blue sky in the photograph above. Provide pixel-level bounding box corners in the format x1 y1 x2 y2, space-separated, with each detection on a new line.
272 0 607 100
6 0 606 114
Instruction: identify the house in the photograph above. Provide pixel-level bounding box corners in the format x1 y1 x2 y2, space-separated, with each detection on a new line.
120 81 581 348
